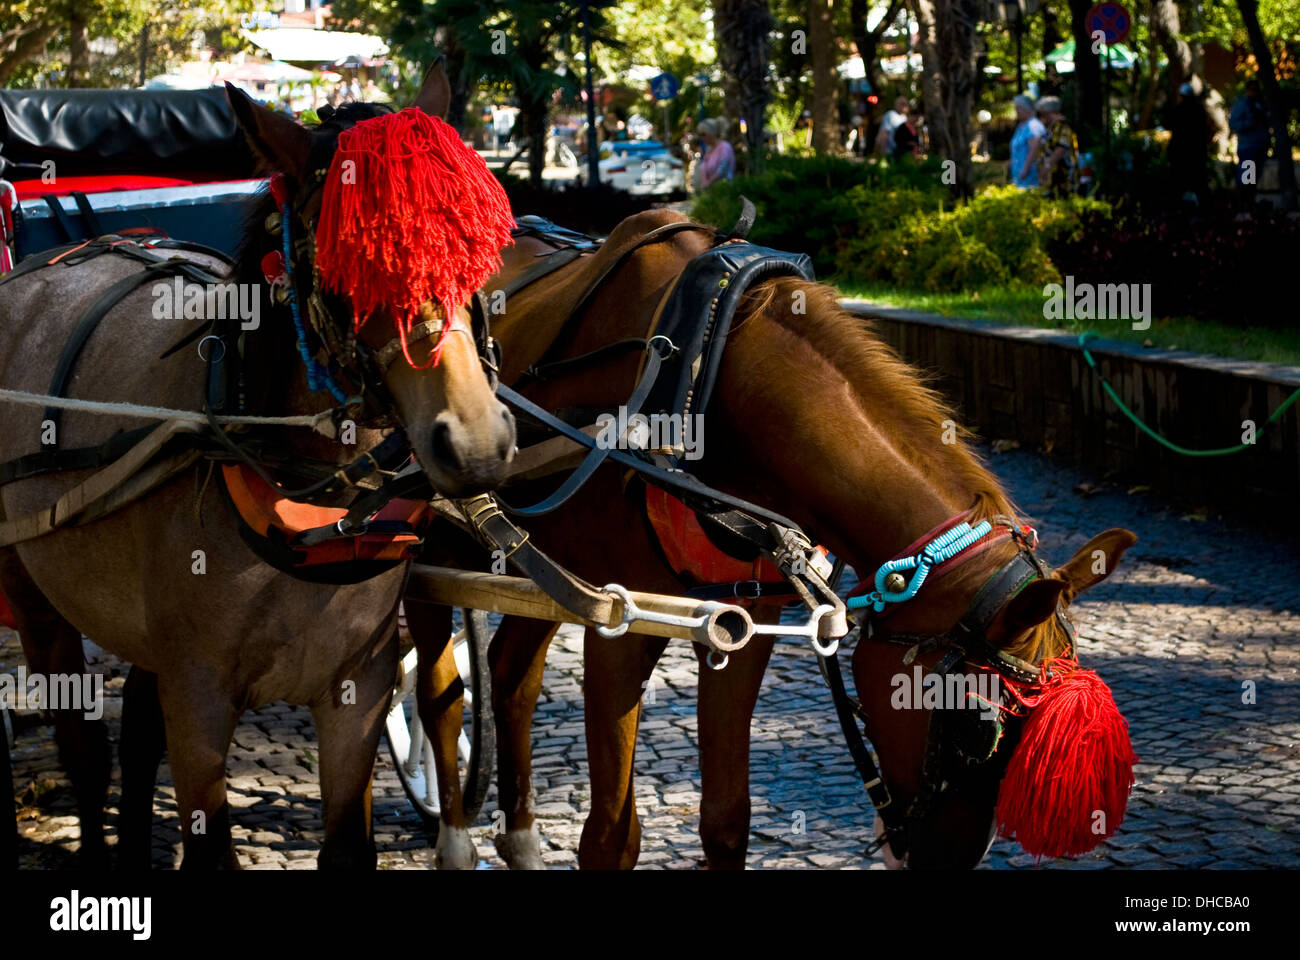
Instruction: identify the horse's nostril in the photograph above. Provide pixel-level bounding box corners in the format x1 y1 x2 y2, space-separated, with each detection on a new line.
430 419 460 470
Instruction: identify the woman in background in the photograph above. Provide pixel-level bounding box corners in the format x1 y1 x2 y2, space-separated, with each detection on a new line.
696 118 735 189
1009 94 1047 189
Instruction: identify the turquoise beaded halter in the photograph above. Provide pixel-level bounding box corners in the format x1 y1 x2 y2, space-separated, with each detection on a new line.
846 520 993 614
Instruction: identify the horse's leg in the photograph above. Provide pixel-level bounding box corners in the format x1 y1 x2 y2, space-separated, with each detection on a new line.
156 675 239 870
489 615 560 870
0 547 110 868
578 629 668 870
312 624 397 870
695 630 776 870
117 665 167 870
404 599 476 869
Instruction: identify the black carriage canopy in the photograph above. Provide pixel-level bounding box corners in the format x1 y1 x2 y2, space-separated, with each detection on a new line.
0 88 256 180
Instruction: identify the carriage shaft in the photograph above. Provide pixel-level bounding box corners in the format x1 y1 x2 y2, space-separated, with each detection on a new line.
405 563 752 649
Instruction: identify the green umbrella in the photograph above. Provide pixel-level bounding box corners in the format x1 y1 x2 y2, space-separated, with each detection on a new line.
1044 39 1139 70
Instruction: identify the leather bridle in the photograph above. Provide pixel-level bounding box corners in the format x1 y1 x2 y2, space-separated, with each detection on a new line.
821 519 1078 864
209 107 502 504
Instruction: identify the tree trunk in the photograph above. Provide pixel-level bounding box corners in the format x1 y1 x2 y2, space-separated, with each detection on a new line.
714 0 774 171
0 23 59 85
1237 0 1297 210
1149 0 1191 120
137 23 150 89
850 0 904 103
1067 0 1103 144
1042 1 1064 89
808 0 840 154
68 10 90 87
439 28 471 134
1138 11 1161 130
911 0 980 197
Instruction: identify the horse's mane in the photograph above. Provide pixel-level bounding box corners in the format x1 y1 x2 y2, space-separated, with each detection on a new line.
740 276 1064 663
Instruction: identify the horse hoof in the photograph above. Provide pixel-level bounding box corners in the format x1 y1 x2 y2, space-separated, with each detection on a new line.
434 824 478 870
494 825 545 870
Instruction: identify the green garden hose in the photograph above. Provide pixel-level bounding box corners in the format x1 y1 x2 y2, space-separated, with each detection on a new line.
1078 331 1300 457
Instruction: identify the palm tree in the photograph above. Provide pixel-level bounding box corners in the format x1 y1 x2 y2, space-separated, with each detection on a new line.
712 0 774 171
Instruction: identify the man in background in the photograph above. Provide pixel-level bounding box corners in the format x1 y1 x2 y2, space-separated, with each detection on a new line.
1229 79 1271 207
875 96 909 156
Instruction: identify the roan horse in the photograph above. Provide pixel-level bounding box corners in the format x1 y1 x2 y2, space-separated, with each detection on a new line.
411 208 1137 869
0 63 515 868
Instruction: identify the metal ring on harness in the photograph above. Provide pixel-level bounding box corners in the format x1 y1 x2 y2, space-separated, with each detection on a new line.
197 335 227 364
646 334 677 358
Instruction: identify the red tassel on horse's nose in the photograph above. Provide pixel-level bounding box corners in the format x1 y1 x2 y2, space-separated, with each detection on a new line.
995 662 1137 860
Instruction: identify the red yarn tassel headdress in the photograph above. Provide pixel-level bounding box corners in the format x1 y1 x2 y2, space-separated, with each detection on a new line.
994 657 1137 860
314 108 515 367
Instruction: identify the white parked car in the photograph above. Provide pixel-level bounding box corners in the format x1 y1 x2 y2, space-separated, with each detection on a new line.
579 140 685 197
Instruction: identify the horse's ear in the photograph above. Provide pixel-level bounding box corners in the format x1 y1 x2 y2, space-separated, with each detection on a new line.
411 57 451 120
999 578 1068 636
1053 528 1138 601
225 82 313 179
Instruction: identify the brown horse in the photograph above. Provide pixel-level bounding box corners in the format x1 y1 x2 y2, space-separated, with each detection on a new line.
412 208 1136 869
0 64 514 869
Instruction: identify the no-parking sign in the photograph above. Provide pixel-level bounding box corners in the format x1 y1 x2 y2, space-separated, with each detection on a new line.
1086 2 1131 44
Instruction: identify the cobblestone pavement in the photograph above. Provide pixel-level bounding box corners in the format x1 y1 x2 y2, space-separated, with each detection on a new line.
5 441 1298 870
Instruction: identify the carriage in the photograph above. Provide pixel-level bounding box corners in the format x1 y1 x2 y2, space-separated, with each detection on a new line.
0 80 1136 871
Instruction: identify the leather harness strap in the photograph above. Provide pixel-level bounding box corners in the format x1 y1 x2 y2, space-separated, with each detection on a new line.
0 418 201 548
516 221 717 386
496 245 583 301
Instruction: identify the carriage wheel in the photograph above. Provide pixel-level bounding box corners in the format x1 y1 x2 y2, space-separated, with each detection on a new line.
385 608 495 838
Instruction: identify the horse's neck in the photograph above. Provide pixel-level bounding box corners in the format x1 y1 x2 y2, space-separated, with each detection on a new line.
708 295 1005 573
235 255 376 470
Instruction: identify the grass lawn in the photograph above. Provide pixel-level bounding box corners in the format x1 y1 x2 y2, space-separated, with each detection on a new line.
835 282 1300 368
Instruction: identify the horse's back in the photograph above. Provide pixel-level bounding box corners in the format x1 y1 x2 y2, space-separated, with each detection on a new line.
491 209 711 382
0 246 231 461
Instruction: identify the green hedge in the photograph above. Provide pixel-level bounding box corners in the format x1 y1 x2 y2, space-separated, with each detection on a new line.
691 156 1109 292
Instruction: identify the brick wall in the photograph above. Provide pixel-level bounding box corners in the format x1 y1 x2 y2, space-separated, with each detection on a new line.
843 302 1300 522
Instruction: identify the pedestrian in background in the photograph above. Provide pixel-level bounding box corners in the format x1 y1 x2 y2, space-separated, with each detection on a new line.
696 118 735 189
1229 79 1271 207
1036 96 1079 197
1009 93 1047 189
1169 80 1209 205
892 103 921 160
875 95 909 156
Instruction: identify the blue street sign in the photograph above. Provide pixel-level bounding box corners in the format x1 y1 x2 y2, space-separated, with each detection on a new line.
649 72 679 101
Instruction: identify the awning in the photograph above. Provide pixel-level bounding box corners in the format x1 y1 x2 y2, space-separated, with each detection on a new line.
242 28 389 65
219 60 316 84
1044 39 1139 73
